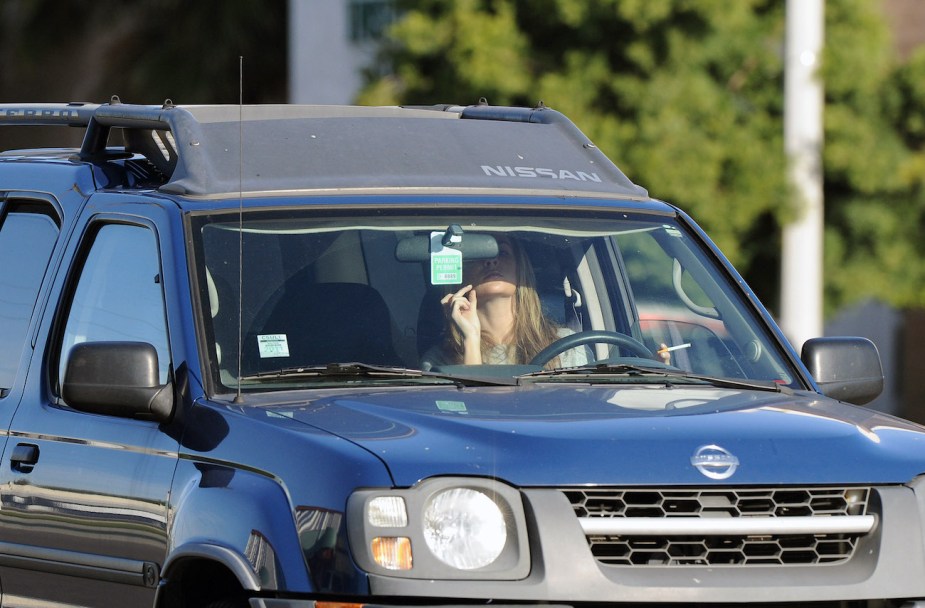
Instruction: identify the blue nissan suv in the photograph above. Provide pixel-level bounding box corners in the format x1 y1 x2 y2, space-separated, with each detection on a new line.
0 99 917 608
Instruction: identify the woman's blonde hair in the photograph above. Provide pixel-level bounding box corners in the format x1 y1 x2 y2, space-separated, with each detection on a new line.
443 235 562 367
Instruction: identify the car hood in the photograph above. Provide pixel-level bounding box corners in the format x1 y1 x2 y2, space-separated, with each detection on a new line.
258 383 925 487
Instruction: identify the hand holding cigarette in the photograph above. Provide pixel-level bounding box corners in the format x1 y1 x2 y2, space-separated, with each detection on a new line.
657 342 691 364
657 343 691 354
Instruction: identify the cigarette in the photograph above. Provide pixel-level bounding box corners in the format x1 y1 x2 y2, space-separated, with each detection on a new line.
658 343 692 354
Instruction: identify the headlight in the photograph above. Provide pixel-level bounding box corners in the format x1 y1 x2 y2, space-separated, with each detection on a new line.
423 487 507 569
347 478 530 580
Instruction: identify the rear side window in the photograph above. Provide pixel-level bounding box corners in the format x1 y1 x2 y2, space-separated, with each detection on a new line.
0 201 60 395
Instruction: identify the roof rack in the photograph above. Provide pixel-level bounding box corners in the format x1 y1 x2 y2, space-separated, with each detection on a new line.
0 101 100 126
0 97 187 178
0 97 647 199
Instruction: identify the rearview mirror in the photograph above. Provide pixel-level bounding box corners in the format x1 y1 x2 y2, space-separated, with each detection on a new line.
395 231 499 262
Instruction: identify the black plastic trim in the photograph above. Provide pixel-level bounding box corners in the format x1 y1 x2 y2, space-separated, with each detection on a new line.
0 541 158 587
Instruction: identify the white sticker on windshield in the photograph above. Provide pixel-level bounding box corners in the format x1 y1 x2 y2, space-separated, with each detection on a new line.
258 334 290 358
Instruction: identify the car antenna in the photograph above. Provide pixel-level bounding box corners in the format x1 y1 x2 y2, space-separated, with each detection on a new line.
234 56 246 405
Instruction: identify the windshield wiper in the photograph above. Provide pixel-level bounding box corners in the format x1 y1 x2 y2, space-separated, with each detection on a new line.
239 362 515 387
519 363 793 394
247 362 423 379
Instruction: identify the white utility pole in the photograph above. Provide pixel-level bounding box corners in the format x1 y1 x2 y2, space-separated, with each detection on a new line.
781 0 825 352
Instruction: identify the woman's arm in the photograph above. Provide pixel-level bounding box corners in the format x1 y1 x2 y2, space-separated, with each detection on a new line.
442 285 482 364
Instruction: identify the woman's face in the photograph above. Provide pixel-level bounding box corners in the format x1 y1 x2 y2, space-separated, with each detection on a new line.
465 239 518 299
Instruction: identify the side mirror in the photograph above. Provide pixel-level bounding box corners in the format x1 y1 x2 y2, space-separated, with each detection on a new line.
63 342 174 422
801 337 884 405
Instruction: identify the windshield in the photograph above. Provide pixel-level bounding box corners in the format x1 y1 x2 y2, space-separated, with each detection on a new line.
189 205 799 393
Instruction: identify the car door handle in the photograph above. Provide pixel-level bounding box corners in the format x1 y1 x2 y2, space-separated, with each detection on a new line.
10 443 39 472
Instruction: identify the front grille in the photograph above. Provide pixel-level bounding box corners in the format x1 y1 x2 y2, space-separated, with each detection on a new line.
564 487 873 566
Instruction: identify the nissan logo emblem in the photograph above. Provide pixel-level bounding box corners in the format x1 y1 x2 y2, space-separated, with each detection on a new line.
691 444 739 480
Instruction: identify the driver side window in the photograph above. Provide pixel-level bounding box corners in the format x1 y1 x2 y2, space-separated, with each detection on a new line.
58 224 170 393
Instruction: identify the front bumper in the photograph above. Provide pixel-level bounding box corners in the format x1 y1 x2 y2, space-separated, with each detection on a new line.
360 484 925 604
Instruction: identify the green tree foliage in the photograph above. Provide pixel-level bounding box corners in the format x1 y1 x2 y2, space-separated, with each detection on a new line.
359 0 925 314
822 0 925 312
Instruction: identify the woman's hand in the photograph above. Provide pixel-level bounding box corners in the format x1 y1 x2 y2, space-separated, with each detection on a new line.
441 285 482 364
657 343 672 365
442 284 480 337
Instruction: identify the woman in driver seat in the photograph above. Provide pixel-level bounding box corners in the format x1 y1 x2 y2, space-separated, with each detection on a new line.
421 235 590 370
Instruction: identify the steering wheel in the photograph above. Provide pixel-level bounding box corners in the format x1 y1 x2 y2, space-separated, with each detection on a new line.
530 330 656 366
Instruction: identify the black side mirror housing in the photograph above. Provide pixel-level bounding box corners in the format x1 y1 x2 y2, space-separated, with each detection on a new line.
801 337 884 406
63 342 174 422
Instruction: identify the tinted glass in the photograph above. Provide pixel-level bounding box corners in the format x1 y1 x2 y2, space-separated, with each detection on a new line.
59 224 170 385
192 207 797 394
0 207 59 393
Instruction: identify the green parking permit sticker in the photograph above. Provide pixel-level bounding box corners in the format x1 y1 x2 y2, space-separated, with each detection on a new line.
431 251 462 284
436 400 468 413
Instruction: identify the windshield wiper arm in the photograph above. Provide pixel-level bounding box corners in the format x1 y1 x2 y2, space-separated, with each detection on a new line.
520 363 792 394
520 362 676 379
240 362 515 387
247 362 421 379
